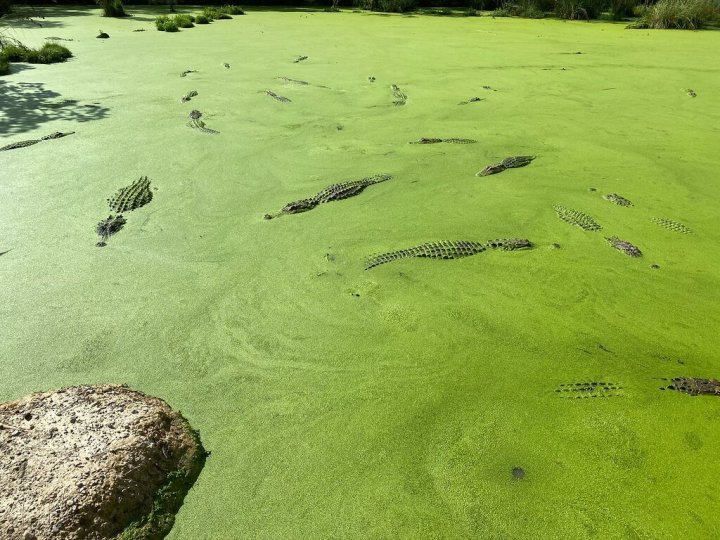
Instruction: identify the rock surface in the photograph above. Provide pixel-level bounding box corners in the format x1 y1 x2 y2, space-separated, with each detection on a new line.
0 384 206 540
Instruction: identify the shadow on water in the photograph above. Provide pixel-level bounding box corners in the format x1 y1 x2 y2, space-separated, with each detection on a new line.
1 6 95 29
0 81 110 136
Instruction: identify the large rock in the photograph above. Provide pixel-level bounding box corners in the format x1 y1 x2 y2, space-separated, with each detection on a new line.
0 384 206 539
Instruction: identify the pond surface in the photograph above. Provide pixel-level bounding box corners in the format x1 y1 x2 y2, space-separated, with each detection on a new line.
1 7 720 538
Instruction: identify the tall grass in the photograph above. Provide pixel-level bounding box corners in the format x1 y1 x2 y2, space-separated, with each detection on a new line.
355 0 417 12
0 43 72 63
631 0 719 27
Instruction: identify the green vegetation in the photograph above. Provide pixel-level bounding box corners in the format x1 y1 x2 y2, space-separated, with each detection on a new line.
355 0 417 12
631 0 719 27
195 14 210 23
0 42 72 64
95 0 126 17
0 56 8 75
173 14 194 27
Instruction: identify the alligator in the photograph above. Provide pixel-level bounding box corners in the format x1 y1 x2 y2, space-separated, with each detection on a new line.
181 90 198 103
409 138 477 144
278 76 309 85
476 156 535 176
686 89 697 98
661 377 720 396
265 90 291 103
603 193 632 206
187 110 219 134
95 215 126 247
652 217 692 234
606 236 642 257
223 63 230 69
458 97 484 105
365 238 532 270
108 176 153 213
0 131 75 152
264 174 392 220
553 205 602 231
180 70 197 77
555 381 623 398
293 55 308 63
391 84 407 106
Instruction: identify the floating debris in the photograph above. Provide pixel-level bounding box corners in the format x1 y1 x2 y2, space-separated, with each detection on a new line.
264 174 391 220
0 131 75 152
511 467 525 480
603 193 632 206
181 90 198 103
391 84 407 106
553 205 602 231
132 29 146 32
652 217 692 234
96 30 109 39
187 110 219 134
180 70 197 77
265 90 291 103
365 238 532 270
293 55 308 63
606 236 642 257
476 155 535 177
555 382 623 398
95 215 126 247
409 138 477 144
108 176 153 213
458 97 484 105
661 377 720 396
0 249 11 257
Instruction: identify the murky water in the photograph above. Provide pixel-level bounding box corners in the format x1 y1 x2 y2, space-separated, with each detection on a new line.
1 8 720 538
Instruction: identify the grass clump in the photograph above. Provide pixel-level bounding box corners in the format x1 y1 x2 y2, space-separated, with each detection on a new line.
195 14 210 23
200 7 220 20
221 5 245 14
173 14 194 27
0 43 72 64
155 14 170 29
630 0 719 28
0 57 8 76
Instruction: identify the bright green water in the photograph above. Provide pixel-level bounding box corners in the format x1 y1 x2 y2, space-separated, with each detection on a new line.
2 7 720 538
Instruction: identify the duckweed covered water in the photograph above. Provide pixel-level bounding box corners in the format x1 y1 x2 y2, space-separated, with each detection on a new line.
1 7 720 538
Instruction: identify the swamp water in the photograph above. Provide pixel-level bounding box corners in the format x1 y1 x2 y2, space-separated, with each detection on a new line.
1 7 720 538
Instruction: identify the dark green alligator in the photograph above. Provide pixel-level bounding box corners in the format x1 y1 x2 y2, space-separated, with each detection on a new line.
409 138 477 144
264 174 392 220
476 156 535 176
0 131 75 152
365 238 532 270
108 176 153 213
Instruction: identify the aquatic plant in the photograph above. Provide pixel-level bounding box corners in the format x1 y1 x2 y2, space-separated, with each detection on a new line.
221 5 245 14
173 14 194 28
0 56 8 75
630 0 719 28
195 14 210 23
95 0 126 17
155 15 170 29
0 42 72 64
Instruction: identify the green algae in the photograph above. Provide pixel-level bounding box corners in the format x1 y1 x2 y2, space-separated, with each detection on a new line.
1 7 720 539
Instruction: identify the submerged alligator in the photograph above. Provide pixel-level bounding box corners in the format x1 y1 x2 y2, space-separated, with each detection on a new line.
476 156 535 176
409 138 477 144
187 110 219 134
181 90 198 103
108 176 153 213
554 381 623 398
603 193 632 206
365 238 532 270
98 177 153 247
293 55 308 63
95 215 126 247
553 205 602 231
606 236 642 257
0 131 75 152
391 84 407 106
661 377 720 396
264 174 391 220
180 70 197 77
652 217 693 234
265 90 291 103
458 97 484 105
